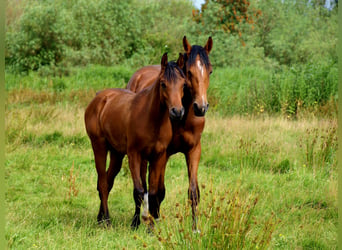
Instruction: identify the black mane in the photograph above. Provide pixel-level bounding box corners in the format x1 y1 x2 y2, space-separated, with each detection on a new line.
164 61 185 82
185 45 210 70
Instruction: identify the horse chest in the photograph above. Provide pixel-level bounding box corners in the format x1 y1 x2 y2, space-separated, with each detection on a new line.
172 117 205 149
149 129 172 155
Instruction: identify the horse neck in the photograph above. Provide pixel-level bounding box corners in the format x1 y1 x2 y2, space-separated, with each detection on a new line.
144 79 168 124
181 87 193 114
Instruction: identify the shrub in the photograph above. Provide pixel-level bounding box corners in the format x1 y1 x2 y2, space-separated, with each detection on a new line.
6 2 64 72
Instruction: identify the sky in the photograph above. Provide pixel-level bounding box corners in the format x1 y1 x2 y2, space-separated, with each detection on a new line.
193 0 205 9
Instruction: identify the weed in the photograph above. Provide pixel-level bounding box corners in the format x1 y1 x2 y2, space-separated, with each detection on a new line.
274 159 291 174
238 136 270 171
156 182 279 249
66 162 79 200
300 120 337 174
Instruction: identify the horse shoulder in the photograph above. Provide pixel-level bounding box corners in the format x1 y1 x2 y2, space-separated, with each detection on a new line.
156 119 173 151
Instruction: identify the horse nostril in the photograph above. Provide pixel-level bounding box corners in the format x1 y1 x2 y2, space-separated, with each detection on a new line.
170 107 184 120
193 102 208 117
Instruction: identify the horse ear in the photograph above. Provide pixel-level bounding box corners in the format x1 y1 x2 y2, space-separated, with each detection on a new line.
204 36 213 54
176 53 184 69
183 36 192 55
161 52 168 70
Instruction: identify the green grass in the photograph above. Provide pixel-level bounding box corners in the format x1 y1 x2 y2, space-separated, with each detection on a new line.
5 69 337 249
5 63 338 118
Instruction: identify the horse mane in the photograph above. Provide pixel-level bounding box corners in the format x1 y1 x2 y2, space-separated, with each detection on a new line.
184 45 210 70
163 61 185 82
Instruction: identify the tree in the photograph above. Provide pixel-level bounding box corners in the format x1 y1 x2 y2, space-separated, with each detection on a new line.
192 0 261 44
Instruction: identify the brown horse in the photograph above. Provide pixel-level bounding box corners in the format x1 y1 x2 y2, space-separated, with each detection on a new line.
126 36 213 231
84 53 186 229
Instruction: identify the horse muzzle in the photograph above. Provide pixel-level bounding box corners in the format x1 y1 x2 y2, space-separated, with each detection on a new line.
169 107 185 121
193 102 209 117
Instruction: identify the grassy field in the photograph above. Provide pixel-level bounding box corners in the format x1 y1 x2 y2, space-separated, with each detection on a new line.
5 69 337 249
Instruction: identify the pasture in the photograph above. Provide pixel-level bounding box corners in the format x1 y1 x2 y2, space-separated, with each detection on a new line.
5 67 337 249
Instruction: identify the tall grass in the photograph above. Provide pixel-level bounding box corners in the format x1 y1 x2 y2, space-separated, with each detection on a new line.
5 63 338 118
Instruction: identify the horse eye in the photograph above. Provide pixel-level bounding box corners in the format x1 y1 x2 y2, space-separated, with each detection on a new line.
183 83 187 88
161 82 166 89
209 70 213 75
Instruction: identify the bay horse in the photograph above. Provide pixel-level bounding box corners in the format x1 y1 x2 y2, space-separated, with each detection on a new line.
84 53 186 229
126 36 213 231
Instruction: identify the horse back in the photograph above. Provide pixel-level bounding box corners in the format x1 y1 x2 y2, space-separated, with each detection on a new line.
127 65 160 92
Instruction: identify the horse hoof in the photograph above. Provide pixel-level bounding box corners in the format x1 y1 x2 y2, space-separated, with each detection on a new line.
192 229 201 234
131 223 140 230
146 221 155 234
98 218 111 228
141 213 149 222
131 216 141 230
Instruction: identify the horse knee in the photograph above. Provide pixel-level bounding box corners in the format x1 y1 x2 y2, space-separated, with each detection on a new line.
133 188 144 206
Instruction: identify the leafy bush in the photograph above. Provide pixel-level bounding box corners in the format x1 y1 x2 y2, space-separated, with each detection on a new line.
5 0 194 71
6 2 65 72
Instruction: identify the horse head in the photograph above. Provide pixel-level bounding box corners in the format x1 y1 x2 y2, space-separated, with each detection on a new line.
183 36 213 117
159 53 187 121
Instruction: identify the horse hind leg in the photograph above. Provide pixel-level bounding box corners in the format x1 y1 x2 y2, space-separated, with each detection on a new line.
101 150 123 226
107 150 124 194
92 139 111 227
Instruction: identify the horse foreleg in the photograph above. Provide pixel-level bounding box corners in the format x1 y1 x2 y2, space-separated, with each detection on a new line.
148 153 167 225
185 143 201 232
128 152 144 230
156 157 167 216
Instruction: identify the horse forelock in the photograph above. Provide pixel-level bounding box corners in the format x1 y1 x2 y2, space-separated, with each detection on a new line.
163 61 185 83
186 45 210 70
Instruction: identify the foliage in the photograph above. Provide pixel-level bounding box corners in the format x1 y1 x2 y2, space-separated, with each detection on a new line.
6 0 337 69
5 2 64 72
252 0 338 66
192 0 261 42
5 0 194 71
